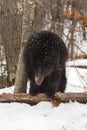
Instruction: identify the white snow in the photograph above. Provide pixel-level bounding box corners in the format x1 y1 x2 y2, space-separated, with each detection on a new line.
0 102 87 130
0 86 14 94
0 59 87 130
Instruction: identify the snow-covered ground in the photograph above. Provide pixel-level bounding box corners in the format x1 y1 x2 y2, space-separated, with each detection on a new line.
66 59 87 92
0 102 87 130
0 59 87 130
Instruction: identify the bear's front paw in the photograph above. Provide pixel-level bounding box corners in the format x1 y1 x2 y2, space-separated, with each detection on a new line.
46 90 55 98
29 87 39 96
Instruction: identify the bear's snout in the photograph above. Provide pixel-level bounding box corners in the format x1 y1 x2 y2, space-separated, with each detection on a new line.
35 75 44 86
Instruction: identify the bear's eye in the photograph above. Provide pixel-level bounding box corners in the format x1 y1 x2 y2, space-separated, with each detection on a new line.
56 65 63 72
58 67 62 71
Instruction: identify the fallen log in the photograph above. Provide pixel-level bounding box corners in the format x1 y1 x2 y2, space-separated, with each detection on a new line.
0 93 50 105
68 65 87 69
0 92 87 105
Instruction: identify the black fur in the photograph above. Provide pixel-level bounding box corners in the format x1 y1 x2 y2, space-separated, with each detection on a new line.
23 31 68 97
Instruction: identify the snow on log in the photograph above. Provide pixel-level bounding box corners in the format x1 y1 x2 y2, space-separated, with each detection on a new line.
0 92 87 105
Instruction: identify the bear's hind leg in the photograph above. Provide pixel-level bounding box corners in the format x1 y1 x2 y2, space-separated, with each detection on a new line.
58 69 67 93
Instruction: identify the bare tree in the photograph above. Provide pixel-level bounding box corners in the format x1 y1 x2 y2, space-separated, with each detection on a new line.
0 0 23 86
64 0 87 59
50 0 65 36
14 48 28 93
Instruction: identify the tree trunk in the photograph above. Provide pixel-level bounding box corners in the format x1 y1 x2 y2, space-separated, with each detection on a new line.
1 0 22 85
50 0 64 36
14 48 28 93
82 26 86 40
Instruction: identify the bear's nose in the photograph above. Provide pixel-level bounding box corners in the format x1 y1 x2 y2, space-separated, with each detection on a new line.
35 75 44 86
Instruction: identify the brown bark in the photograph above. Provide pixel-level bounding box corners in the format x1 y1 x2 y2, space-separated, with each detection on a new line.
50 0 64 36
14 48 28 93
0 92 87 105
1 0 22 84
68 65 87 69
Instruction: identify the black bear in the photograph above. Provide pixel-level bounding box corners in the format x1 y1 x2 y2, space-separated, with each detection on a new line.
23 31 68 97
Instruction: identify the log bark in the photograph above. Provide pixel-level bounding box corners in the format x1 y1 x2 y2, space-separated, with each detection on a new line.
0 93 50 105
14 48 28 93
0 92 87 105
68 65 87 69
